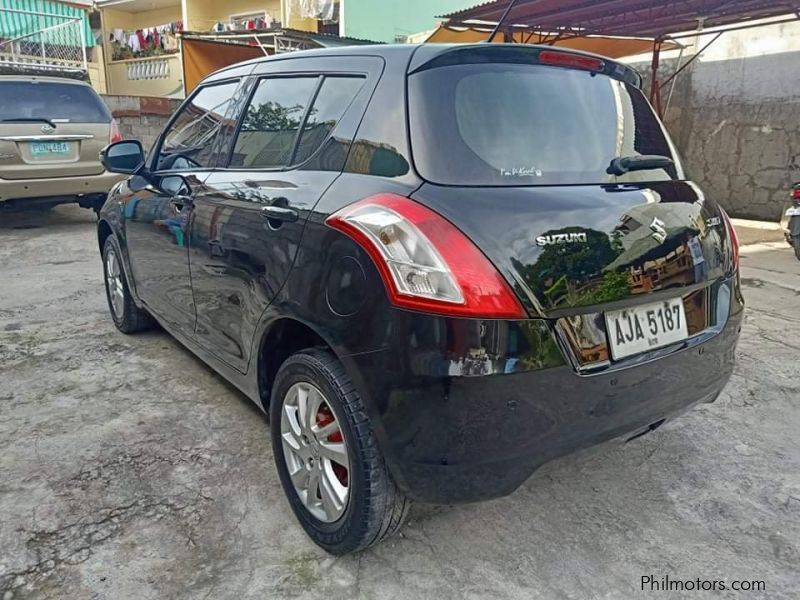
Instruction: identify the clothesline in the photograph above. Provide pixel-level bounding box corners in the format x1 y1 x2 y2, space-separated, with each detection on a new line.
209 11 279 32
109 21 182 61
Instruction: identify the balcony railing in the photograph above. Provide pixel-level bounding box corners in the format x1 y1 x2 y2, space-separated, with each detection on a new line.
0 7 88 73
106 53 184 98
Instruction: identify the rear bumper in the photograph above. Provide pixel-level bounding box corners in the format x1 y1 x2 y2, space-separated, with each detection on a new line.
343 276 743 504
0 171 124 203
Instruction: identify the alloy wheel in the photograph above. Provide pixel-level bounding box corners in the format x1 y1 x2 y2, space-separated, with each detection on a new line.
105 249 125 319
280 382 350 523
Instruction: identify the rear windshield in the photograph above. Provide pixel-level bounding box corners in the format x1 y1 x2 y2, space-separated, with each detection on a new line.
0 81 110 123
408 62 683 186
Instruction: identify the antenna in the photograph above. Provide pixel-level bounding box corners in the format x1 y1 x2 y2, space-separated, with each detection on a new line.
486 0 521 43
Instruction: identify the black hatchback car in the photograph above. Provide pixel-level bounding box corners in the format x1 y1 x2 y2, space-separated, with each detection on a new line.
98 44 743 555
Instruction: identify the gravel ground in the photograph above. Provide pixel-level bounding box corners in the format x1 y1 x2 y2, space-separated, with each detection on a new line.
1 205 798 599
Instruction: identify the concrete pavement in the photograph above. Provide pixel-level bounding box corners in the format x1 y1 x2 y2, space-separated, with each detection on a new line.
0 206 798 599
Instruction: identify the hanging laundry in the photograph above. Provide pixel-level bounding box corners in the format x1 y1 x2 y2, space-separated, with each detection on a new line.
162 32 178 52
288 0 336 21
127 32 140 52
111 21 183 61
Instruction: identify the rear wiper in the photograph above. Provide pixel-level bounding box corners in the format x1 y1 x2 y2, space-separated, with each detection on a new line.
1 117 57 129
607 154 674 176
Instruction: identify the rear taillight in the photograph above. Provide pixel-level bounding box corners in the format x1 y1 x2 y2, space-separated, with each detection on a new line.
720 209 739 272
325 194 526 319
538 50 605 73
110 119 123 143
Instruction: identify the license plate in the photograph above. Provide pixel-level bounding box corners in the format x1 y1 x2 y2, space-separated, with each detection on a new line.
30 141 71 156
605 298 688 360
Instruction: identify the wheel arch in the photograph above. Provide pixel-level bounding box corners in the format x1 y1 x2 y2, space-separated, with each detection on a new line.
97 218 114 254
97 217 141 306
256 317 335 411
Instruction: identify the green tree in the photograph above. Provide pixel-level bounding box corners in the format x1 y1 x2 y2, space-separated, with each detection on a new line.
587 270 631 304
513 227 628 309
242 101 307 131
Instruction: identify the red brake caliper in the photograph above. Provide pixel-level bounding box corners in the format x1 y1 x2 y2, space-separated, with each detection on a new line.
316 404 348 486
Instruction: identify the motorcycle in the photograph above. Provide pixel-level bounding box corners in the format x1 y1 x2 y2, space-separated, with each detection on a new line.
783 182 800 261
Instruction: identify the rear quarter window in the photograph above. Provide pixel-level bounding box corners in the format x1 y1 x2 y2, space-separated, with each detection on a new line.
0 81 110 123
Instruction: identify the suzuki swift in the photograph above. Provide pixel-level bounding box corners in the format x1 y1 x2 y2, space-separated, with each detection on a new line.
97 44 743 555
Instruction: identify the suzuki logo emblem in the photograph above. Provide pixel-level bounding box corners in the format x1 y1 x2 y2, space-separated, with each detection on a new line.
650 217 667 243
536 232 589 247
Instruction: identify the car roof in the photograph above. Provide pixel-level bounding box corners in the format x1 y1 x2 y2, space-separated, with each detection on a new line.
205 43 635 85
204 43 418 83
0 74 93 87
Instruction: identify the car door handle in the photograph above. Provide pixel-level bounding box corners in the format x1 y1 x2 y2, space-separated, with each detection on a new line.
261 205 298 223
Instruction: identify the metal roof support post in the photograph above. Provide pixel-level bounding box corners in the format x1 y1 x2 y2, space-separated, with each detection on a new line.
486 0 519 43
649 37 663 117
659 31 724 90
81 39 88 71
253 34 269 56
664 44 684 116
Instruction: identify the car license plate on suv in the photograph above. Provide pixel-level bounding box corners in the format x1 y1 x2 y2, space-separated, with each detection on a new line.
30 141 71 156
605 298 688 360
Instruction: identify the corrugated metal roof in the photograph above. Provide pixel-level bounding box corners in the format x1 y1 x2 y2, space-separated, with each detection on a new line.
182 27 380 47
441 0 798 38
0 0 94 47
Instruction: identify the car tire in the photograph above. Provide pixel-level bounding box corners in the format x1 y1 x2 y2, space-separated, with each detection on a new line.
270 349 410 555
102 235 154 334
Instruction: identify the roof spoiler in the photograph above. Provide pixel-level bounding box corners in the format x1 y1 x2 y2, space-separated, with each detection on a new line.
408 44 642 88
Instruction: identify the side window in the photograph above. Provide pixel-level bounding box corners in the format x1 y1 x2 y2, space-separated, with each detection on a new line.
292 76 365 165
230 77 319 169
230 75 365 169
156 81 240 171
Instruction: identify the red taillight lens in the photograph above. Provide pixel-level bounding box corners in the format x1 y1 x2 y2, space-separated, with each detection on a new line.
325 194 526 319
720 209 739 272
538 50 605 73
110 119 123 143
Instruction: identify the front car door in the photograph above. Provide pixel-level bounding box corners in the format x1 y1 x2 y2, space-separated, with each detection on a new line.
189 56 383 373
124 78 244 333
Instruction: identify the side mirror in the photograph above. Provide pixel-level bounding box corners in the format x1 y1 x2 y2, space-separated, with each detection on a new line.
159 174 191 197
101 140 146 175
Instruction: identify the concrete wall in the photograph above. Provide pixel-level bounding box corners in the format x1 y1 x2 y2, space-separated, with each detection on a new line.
656 51 800 221
628 19 800 221
101 95 182 151
184 0 283 32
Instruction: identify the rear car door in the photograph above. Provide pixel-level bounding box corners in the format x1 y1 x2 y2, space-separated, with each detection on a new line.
189 57 381 373
124 79 244 334
0 77 110 181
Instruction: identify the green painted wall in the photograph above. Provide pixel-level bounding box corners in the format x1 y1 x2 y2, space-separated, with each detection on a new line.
342 0 475 43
